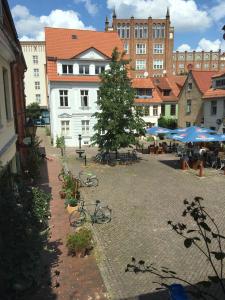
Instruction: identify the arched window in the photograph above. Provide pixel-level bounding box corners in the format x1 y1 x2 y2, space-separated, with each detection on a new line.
161 24 165 38
152 24 157 39
135 23 147 38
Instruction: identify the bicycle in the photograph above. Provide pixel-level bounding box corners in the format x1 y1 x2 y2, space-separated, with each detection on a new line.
69 199 111 227
77 170 98 187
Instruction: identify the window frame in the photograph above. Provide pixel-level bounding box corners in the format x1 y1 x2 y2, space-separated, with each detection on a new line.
62 64 73 74
136 43 146 55
153 105 158 116
80 90 89 107
136 59 146 70
61 120 70 137
81 120 90 134
153 60 163 70
33 55 38 64
59 90 68 107
211 100 217 115
186 99 192 114
153 44 164 54
170 104 176 116
35 81 40 90
79 65 89 75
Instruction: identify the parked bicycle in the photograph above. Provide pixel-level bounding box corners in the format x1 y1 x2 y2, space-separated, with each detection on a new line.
69 199 111 227
58 168 98 187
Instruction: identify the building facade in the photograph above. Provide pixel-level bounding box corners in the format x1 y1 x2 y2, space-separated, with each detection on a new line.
45 28 124 147
178 70 217 128
203 72 225 132
20 41 49 124
106 9 174 78
173 50 225 75
0 0 26 171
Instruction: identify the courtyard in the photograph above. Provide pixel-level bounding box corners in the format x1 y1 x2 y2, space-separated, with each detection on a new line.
64 149 225 300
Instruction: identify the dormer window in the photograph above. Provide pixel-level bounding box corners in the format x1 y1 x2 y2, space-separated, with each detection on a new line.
136 88 152 98
215 79 225 87
62 65 73 74
163 90 171 96
79 65 89 75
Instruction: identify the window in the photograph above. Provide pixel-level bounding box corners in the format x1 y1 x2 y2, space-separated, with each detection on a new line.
3 68 12 120
80 90 89 107
135 106 143 113
136 43 146 54
153 44 163 54
170 104 176 116
95 66 105 75
152 24 165 39
215 79 225 87
35 81 40 90
33 68 39 77
136 74 145 78
153 105 158 116
62 65 73 74
81 120 90 134
179 64 184 69
188 82 192 90
195 63 201 69
136 60 146 70
124 42 129 54
211 101 217 115
135 24 148 38
186 122 191 127
61 120 70 136
153 60 163 70
212 64 218 69
186 100 192 114
59 90 68 107
179 55 185 61
163 90 170 96
144 106 149 116
136 89 152 98
79 65 89 74
35 94 41 103
117 24 130 39
33 55 38 64
161 104 165 116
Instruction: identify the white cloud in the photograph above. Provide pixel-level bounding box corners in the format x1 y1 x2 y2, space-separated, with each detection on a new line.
177 44 192 52
210 0 225 22
177 38 225 52
11 5 95 41
74 0 98 16
107 0 212 32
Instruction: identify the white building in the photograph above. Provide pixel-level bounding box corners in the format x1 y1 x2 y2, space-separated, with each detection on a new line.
45 28 124 146
203 72 225 133
20 41 49 123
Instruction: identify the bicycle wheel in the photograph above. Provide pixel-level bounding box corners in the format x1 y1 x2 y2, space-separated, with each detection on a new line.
95 207 111 224
88 177 99 187
69 210 87 227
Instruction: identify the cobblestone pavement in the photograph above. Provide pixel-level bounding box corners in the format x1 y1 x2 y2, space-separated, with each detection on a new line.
66 150 225 300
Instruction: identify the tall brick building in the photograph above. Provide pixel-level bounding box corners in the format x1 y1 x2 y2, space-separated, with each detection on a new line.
105 9 174 78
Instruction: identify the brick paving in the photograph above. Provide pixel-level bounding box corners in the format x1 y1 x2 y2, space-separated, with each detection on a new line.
33 129 107 300
65 150 225 300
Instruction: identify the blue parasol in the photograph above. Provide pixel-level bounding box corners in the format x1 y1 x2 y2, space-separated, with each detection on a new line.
171 126 216 134
146 126 172 135
170 131 223 143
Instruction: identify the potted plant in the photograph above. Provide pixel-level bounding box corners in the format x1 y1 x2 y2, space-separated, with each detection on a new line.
66 228 93 257
65 197 78 214
59 190 66 199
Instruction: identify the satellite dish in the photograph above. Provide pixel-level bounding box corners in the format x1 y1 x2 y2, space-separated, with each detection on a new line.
144 72 148 78
163 70 167 74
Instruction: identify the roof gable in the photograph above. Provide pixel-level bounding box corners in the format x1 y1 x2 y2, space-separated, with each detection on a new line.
74 47 109 60
191 70 217 94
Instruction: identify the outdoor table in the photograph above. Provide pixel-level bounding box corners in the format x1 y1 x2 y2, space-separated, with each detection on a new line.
76 149 85 158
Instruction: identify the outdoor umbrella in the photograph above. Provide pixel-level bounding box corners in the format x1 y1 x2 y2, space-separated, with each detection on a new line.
146 126 172 135
171 126 216 134
170 132 223 143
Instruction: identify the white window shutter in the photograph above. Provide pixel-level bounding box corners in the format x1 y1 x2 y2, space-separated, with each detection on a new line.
57 63 61 74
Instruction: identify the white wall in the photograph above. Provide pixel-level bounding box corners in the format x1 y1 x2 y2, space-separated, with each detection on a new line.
50 82 99 147
21 42 48 108
204 99 225 132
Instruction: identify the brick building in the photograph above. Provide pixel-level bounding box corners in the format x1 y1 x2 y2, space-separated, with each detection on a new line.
173 50 225 75
105 9 174 78
0 0 27 172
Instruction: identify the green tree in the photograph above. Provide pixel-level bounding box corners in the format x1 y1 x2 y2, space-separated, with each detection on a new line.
91 48 145 152
158 116 177 129
26 102 41 120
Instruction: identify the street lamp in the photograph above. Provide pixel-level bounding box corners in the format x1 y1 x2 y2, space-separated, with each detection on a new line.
78 134 82 149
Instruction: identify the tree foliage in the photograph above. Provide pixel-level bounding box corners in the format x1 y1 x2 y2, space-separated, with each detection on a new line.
26 102 41 120
158 116 177 129
91 48 145 152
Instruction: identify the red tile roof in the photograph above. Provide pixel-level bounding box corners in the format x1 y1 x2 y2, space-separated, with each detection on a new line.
211 72 225 78
45 27 123 59
132 78 154 88
203 88 225 99
191 70 217 93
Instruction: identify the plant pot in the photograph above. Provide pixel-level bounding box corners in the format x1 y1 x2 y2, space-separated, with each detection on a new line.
59 191 66 199
66 204 77 214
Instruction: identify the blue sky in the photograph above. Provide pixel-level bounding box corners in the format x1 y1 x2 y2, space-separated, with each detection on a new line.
8 0 225 51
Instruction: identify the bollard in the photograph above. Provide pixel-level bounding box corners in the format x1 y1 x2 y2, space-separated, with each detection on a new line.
180 158 186 170
199 161 204 177
84 155 87 166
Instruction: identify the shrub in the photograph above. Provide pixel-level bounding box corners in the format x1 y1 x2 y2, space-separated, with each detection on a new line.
32 187 51 230
66 228 93 256
56 136 65 156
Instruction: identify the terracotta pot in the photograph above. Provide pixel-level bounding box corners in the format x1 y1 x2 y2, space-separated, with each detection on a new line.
59 191 66 199
66 204 77 214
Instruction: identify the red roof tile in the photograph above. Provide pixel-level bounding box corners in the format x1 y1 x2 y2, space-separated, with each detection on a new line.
132 78 154 88
203 88 225 99
211 72 225 78
45 27 123 59
191 70 217 93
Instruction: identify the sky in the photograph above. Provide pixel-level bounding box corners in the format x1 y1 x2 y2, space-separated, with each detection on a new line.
8 0 225 52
